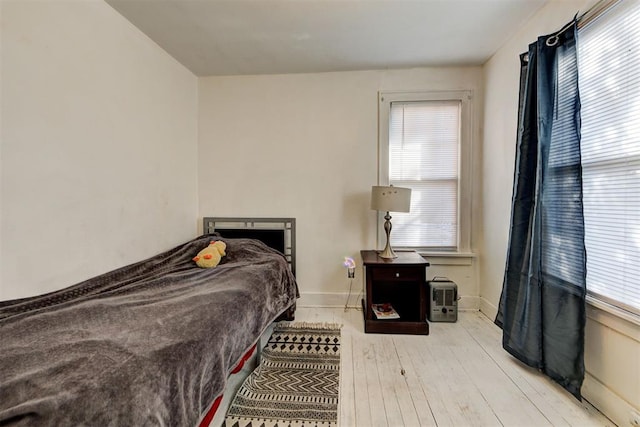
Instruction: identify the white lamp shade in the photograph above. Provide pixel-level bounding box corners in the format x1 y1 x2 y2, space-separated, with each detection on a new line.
370 186 411 213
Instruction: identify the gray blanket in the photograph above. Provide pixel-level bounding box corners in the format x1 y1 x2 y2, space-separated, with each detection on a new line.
0 235 298 426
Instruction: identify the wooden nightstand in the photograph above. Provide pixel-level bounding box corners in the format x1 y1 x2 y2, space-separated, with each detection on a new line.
361 250 430 335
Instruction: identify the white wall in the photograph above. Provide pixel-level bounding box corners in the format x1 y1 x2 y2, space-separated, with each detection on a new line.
4 0 635 423
0 0 199 300
198 68 483 307
481 1 640 424
0 3 4 290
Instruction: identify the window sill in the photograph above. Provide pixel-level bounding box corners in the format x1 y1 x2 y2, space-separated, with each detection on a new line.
586 296 640 341
416 251 476 266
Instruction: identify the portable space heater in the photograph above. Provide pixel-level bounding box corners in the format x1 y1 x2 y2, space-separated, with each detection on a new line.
428 278 458 322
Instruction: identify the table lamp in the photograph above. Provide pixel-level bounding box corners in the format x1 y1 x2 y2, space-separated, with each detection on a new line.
370 185 411 259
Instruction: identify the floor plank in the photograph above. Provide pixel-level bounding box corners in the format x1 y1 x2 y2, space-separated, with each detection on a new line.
462 312 610 427
391 335 438 427
219 307 614 427
376 334 418 426
339 319 357 427
295 307 614 427
420 325 504 426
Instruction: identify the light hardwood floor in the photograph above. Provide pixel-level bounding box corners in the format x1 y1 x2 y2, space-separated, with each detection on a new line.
292 307 614 427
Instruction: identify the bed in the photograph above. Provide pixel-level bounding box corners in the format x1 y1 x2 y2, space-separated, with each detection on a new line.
0 217 298 426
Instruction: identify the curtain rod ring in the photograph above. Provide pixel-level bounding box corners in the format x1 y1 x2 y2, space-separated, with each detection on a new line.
546 35 559 47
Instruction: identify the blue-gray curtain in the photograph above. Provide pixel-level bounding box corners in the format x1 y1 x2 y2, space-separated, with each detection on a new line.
495 21 587 399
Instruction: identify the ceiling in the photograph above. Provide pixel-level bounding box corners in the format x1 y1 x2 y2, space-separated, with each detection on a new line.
106 0 548 77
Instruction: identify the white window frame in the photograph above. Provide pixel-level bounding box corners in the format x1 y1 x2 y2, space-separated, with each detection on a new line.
378 90 473 254
577 0 640 318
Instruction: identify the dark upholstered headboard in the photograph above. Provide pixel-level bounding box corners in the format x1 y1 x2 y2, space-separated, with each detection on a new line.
203 217 296 276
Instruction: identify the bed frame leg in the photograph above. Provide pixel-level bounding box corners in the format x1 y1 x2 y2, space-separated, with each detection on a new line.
276 303 296 321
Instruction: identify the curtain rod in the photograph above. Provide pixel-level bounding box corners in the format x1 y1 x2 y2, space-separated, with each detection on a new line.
577 0 621 28
546 0 621 46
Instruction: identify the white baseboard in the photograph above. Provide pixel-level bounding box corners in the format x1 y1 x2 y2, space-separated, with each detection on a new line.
298 292 480 311
583 373 636 427
478 296 635 425
297 292 357 308
299 293 634 426
479 296 498 320
458 296 480 311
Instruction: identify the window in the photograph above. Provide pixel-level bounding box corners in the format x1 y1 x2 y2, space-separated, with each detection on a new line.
378 91 472 252
578 0 640 314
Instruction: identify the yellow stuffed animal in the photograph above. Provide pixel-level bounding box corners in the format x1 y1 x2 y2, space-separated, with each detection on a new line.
193 240 227 268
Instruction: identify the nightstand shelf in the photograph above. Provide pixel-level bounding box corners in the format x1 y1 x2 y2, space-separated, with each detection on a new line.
360 250 430 335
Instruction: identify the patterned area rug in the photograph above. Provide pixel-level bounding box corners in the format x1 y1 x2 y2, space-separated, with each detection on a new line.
223 322 341 427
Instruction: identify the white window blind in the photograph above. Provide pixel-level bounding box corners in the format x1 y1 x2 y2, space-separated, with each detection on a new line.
578 0 640 314
388 101 460 249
